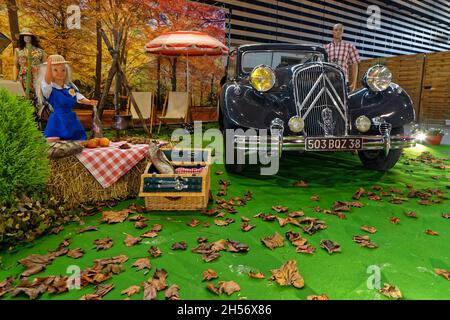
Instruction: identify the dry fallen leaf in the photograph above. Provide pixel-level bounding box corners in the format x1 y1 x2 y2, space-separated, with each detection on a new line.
352 235 378 249
270 260 304 289
443 213 450 219
285 231 308 247
67 248 84 259
128 214 148 222
93 238 113 251
241 216 250 222
76 226 98 234
134 221 147 229
368 195 382 201
121 285 140 297
141 230 158 238
226 240 249 253
434 269 450 280
261 232 285 250
389 217 400 225
320 239 341 254
353 187 365 200
404 211 418 218
361 225 377 234
187 219 200 227
197 237 208 243
296 245 316 254
215 171 223 175
425 229 439 236
332 201 351 212
133 258 151 271
379 283 402 299
202 269 219 281
214 219 231 226
272 205 289 213
101 209 130 224
165 284 180 300
248 271 265 279
293 180 308 187
303 220 327 235
206 283 220 295
288 211 305 218
124 234 142 247
310 195 320 201
143 283 157 300
241 222 255 232
203 252 220 262
218 281 240 295
147 269 168 292
171 241 187 250
148 246 162 258
307 294 329 300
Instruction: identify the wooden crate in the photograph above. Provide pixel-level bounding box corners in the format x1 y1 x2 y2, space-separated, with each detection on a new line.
139 149 212 211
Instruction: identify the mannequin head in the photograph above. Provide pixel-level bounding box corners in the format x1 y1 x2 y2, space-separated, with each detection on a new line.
18 35 41 50
333 23 344 42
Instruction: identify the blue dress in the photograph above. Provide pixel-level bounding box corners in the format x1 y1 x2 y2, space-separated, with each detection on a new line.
44 84 87 141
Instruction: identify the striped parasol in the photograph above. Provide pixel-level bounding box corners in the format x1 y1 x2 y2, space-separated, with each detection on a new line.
145 31 228 94
145 31 228 56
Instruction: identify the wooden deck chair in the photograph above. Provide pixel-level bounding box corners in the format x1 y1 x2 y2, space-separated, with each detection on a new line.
0 79 25 96
157 91 190 134
129 91 154 134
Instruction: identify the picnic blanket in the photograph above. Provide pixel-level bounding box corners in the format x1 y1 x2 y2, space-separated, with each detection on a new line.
76 142 149 188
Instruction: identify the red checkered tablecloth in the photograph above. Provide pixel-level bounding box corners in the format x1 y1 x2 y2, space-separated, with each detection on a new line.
76 142 149 188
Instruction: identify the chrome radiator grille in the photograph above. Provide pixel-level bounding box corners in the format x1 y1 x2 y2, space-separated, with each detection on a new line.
293 64 347 137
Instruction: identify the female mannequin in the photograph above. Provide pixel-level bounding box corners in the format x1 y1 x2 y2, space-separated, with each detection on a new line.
13 28 46 101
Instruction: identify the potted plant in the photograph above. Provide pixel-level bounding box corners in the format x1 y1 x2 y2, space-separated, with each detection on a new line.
424 128 445 145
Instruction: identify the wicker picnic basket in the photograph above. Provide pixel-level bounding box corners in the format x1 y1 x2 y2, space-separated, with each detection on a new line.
139 148 212 210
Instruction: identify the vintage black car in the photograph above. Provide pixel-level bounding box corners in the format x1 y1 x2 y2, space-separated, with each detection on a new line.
219 43 416 173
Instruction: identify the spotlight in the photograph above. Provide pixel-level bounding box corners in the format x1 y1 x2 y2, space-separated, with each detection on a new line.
415 132 427 142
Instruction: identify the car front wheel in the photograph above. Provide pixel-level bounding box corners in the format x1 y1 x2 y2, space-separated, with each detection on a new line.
358 127 404 171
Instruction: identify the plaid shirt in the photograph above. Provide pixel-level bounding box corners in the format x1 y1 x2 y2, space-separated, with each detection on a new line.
324 40 360 82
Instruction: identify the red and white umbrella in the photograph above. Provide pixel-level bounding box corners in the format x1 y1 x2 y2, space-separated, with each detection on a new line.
145 31 228 56
145 31 228 93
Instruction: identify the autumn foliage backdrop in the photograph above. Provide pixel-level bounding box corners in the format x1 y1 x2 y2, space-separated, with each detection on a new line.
0 0 226 108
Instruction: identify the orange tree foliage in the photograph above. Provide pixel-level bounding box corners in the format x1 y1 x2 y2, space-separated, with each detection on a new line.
0 0 226 106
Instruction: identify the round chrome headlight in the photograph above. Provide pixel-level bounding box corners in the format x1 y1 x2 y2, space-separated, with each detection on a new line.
366 65 392 92
249 65 276 92
355 115 371 133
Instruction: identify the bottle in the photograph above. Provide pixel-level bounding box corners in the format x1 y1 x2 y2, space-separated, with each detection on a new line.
90 105 103 139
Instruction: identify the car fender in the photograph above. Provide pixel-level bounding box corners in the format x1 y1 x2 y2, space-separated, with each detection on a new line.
348 83 415 130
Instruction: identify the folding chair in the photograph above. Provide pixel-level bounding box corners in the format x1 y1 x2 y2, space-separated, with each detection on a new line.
129 91 154 134
0 79 25 96
157 91 190 135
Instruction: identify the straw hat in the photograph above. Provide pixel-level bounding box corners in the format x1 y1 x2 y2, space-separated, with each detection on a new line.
18 28 34 37
44 54 70 65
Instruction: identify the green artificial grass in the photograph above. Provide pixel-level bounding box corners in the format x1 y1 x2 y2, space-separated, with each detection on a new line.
0 143 449 300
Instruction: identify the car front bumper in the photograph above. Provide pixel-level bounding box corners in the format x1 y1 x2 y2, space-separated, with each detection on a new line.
233 134 416 155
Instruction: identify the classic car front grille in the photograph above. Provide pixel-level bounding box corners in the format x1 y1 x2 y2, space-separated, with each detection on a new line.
293 63 347 137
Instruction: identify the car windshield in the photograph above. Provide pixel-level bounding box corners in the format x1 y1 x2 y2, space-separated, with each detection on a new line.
241 50 323 73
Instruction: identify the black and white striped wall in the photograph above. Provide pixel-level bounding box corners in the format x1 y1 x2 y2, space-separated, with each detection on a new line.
193 0 450 59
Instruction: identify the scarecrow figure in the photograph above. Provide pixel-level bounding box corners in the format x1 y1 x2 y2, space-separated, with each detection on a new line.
36 55 97 140
13 28 46 102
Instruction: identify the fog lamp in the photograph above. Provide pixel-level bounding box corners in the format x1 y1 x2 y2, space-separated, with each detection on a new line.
288 116 305 133
355 115 371 133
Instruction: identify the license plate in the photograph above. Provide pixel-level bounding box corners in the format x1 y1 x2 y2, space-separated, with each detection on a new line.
305 137 363 151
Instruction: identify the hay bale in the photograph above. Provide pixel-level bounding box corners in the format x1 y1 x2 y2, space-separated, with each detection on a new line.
47 155 148 210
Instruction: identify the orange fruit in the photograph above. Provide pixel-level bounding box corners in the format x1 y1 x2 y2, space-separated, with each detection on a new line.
86 138 99 148
99 137 110 147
